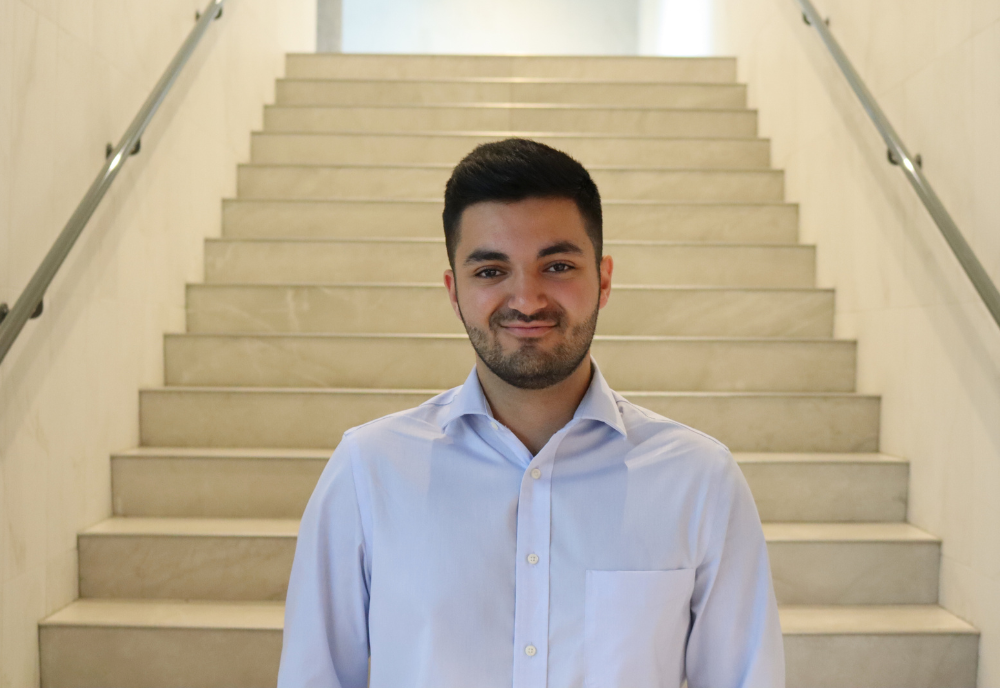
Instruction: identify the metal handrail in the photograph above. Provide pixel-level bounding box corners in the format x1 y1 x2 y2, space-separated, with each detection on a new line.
796 0 1000 330
0 0 226 366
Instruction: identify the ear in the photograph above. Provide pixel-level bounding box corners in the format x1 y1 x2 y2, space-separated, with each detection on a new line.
598 255 613 309
444 268 463 320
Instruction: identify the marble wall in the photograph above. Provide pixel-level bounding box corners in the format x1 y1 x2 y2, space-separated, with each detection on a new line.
711 0 1000 683
317 0 341 52
0 0 315 685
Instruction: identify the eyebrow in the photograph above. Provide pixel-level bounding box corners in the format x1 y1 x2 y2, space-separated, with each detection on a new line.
537 241 584 258
464 249 510 266
463 241 584 266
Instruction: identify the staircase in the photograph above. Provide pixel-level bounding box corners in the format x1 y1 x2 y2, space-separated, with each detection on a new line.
38 54 980 688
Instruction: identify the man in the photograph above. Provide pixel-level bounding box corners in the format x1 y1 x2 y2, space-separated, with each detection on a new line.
278 138 785 688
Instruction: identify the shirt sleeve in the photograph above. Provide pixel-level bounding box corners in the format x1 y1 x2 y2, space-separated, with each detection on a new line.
278 436 371 688
684 452 785 688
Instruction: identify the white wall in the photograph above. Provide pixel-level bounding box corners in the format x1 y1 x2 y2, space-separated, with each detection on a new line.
639 0 716 56
342 0 639 55
711 0 1000 683
0 1 315 685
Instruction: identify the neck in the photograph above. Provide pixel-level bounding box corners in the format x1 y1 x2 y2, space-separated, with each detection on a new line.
475 356 593 455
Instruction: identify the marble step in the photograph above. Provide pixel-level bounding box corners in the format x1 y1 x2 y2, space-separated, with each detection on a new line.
222 199 799 244
203 238 815 288
163 334 856 393
781 605 979 688
110 449 908 522
138 387 878 452
262 104 757 138
186 284 834 338
285 53 738 83
275 78 748 108
764 523 940 605
76 518 937 606
39 599 284 688
78 519 298 601
250 131 770 168
39 600 978 688
236 163 783 203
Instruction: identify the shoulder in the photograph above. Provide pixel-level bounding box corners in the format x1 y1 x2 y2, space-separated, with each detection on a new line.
617 392 730 455
340 386 460 449
614 392 739 483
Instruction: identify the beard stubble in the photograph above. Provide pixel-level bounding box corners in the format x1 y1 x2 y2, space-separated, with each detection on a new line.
461 300 599 390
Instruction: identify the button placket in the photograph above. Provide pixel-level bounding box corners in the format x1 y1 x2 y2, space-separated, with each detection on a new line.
511 430 570 688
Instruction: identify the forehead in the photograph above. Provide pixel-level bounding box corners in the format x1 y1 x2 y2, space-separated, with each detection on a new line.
456 197 591 256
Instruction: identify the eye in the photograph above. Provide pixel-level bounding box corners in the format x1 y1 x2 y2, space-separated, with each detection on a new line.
546 262 575 273
474 267 504 279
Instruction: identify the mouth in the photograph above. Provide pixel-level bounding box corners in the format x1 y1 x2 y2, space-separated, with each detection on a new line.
500 323 558 338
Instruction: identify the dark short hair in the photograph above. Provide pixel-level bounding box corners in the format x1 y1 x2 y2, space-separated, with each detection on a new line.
442 138 603 268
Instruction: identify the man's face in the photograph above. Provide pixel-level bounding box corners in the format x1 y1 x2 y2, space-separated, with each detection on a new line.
444 197 613 390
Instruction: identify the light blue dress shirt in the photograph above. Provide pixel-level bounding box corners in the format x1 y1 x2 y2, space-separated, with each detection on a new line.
278 363 784 688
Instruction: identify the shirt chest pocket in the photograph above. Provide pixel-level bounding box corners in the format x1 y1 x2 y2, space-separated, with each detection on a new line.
584 568 695 688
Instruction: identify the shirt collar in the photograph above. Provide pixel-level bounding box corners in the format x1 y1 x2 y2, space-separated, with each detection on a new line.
441 360 627 438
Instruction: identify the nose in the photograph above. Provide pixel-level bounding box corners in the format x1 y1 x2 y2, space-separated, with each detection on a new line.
506 270 549 317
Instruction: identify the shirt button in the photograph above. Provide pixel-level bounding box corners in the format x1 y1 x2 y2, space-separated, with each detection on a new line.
527 553 539 565
525 645 537 657
490 421 499 430
530 468 541 479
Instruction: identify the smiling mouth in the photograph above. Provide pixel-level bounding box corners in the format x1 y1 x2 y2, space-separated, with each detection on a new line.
500 323 557 338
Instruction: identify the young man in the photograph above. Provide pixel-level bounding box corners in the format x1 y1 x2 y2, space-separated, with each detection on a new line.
278 139 784 688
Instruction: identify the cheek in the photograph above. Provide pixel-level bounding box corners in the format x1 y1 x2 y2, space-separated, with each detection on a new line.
456 281 506 324
551 279 599 314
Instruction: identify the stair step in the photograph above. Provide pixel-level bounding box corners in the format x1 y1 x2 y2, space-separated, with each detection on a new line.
764 523 939 604
76 518 935 605
138 387 878 452
163 333 855 393
111 448 331 519
285 53 738 83
250 131 770 168
186 283 834 337
262 104 757 137
222 199 799 243
203 238 814 287
738 453 907 523
781 605 979 688
236 163 782 203
38 600 977 688
79 518 298 601
110 449 908 522
275 77 748 108
39 599 283 688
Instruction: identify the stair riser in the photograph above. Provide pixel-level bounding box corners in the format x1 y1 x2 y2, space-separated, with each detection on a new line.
784 634 978 688
769 542 939 605
222 199 800 244
39 626 280 688
250 132 770 168
263 106 757 138
139 389 878 452
79 536 291 601
112 456 323 518
204 240 815 288
236 165 783 203
39 625 978 688
163 335 856 393
186 285 835 338
285 54 738 82
77 531 935 605
110 456 909 522
275 79 748 109
742 461 907 523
